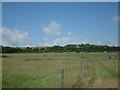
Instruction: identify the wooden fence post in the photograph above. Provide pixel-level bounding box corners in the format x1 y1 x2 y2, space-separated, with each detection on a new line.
80 61 83 75
61 68 64 88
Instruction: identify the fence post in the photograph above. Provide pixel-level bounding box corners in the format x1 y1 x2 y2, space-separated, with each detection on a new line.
80 61 83 75
61 68 64 88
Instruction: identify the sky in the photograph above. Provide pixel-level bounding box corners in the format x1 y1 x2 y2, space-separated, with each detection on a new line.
1 2 119 47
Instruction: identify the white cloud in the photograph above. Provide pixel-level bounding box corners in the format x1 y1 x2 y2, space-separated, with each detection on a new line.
41 20 117 46
43 21 61 36
112 16 120 22
40 35 117 46
41 35 92 46
0 27 33 47
67 32 72 36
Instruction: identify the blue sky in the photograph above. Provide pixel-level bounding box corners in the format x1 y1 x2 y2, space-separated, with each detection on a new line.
1 2 118 47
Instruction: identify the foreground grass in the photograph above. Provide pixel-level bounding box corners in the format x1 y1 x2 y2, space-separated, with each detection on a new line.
0 57 2 89
2 52 118 88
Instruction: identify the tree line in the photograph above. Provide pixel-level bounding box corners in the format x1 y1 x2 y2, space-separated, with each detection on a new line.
0 44 120 53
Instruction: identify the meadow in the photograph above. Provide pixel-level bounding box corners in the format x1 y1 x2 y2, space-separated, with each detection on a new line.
2 52 118 88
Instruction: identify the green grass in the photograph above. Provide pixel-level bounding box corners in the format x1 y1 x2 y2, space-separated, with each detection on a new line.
0 57 2 89
2 52 118 88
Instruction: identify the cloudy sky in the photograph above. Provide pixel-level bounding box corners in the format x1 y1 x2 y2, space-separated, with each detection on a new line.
1 2 118 47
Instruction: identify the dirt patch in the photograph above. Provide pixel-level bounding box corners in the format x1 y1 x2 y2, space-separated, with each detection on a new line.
92 79 118 88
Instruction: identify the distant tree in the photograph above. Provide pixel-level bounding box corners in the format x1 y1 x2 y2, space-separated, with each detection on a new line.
1 44 120 53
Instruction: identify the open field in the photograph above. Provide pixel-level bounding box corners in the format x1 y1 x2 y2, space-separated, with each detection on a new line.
2 52 118 88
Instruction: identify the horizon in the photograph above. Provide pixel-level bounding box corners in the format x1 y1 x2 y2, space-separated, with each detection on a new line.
1 2 119 47
1 43 119 48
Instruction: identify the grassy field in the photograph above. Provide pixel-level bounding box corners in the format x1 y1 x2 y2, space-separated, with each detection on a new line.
2 52 118 88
